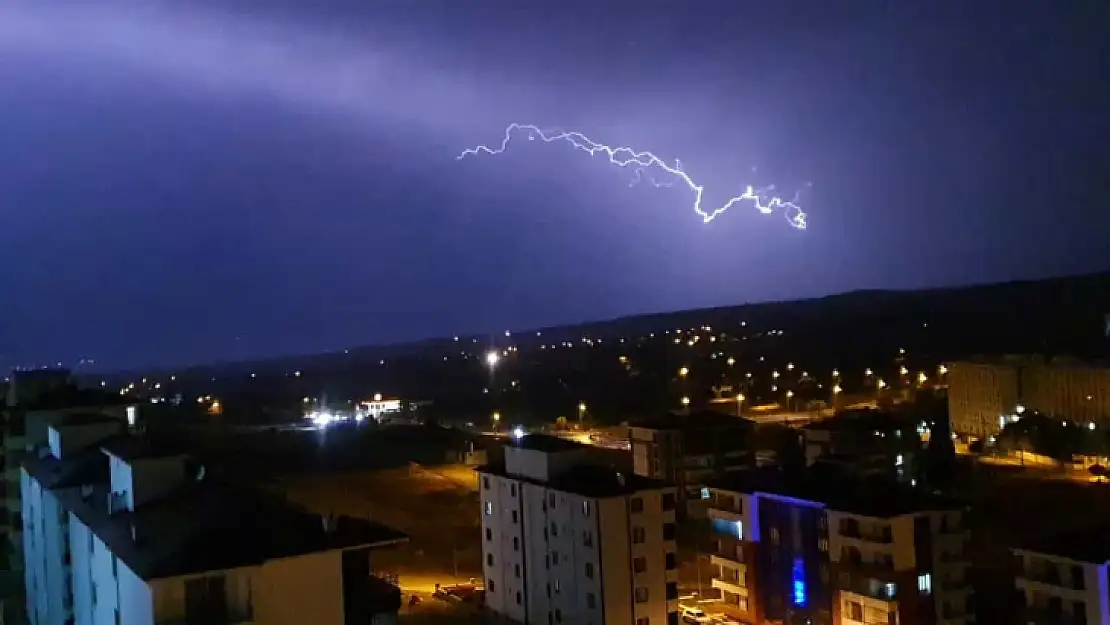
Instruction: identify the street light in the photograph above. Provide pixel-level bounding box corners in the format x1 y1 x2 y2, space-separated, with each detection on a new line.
678 367 689 378
578 402 587 422
485 351 500 368
681 396 691 407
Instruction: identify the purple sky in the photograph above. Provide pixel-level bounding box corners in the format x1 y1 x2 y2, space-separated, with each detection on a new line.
0 1 1107 369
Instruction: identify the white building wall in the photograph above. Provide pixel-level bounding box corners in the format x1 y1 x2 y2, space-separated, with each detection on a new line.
108 454 187 512
521 480 549 624
69 516 94 625
21 468 72 625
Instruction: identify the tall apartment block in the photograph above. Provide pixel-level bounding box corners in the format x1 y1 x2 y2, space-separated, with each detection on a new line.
1012 527 1110 625
628 411 754 516
947 358 1110 438
705 468 972 625
21 418 408 625
477 434 680 625
2 368 135 624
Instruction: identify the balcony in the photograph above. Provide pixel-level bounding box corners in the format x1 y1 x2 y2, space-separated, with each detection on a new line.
711 577 748 597
839 526 893 544
708 507 744 523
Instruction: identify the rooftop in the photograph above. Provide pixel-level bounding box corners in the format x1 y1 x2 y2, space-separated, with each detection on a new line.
510 433 587 453
627 410 755 431
1014 526 1110 564
478 462 669 499
55 412 125 428
100 437 188 462
23 442 117 490
803 409 917 434
708 466 963 518
58 480 408 580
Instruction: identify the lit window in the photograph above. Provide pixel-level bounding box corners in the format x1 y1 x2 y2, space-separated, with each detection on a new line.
582 501 591 516
701 487 711 500
917 573 932 594
484 501 492 516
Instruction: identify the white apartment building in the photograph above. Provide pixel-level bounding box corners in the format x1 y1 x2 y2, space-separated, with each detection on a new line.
22 429 408 625
478 434 679 625
1013 530 1110 625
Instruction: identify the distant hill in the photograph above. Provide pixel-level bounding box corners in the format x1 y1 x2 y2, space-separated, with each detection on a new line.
97 271 1110 383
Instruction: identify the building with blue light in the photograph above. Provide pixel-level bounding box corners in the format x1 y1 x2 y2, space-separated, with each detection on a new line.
704 468 972 625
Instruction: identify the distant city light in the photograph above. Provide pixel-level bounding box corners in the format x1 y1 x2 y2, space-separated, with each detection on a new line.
485 351 500 367
512 426 525 439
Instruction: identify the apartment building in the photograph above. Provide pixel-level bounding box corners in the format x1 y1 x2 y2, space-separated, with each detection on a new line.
801 410 921 483
947 358 1110 438
22 427 408 625
705 468 972 625
628 411 754 515
478 434 679 625
1012 528 1110 625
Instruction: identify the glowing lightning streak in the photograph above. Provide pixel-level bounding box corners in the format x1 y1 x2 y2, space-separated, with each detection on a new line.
458 123 807 229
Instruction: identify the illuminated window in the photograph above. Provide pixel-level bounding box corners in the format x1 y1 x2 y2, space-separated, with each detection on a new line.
917 573 932 594
484 501 492 515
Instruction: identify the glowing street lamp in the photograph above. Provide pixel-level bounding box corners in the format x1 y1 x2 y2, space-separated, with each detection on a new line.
578 402 587 422
681 396 691 407
678 367 689 378
485 351 500 368
938 364 949 375
877 379 887 390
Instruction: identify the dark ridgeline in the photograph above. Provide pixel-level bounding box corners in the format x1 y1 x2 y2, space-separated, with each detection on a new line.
82 271 1110 426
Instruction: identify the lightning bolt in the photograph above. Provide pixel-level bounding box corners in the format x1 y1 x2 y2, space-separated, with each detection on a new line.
458 123 807 229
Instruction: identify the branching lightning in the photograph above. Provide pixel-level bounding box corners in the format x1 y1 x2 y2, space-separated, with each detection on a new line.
458 123 807 229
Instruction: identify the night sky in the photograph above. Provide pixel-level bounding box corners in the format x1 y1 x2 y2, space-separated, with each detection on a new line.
1 1 1107 369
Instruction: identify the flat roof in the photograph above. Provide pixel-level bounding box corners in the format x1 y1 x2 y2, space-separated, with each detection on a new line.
23 442 117 490
708 467 963 518
100 437 188 461
58 480 408 581
803 409 917 434
511 434 587 453
1014 527 1110 564
627 410 755 431
478 462 670 499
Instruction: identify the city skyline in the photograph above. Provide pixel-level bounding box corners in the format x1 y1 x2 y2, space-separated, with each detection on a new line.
1 1 1107 368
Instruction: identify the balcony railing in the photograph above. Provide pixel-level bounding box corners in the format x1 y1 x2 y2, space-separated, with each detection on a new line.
840 527 894 544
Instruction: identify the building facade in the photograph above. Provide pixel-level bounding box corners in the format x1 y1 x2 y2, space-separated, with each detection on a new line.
628 411 754 516
22 428 407 625
478 434 679 625
1012 529 1110 625
947 358 1110 438
705 470 973 625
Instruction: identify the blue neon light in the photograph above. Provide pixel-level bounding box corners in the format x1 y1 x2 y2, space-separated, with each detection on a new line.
792 557 807 606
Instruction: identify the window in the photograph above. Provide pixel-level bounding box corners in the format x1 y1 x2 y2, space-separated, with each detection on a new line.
512 510 518 524
515 564 521 578
486 528 492 541
549 493 556 508
665 552 677 570
662 493 676 510
554 609 562 623
917 573 932 594
638 618 652 625
769 527 780 545
111 556 117 577
550 522 558 537
634 587 649 603
513 537 520 551
554 579 561 593
1072 565 1086 590
488 579 495 592
847 601 862 620
516 591 522 605
632 527 646 543
483 477 490 490
585 562 594 579
587 592 596 608
510 484 516 496
583 531 594 547
484 501 493 515
700 487 711 500
663 523 676 541
666 582 678 600
487 553 494 566
583 501 591 516
552 550 559 565
817 538 828 553
633 557 647 573
630 497 644 513
739 596 749 611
